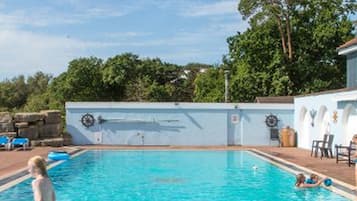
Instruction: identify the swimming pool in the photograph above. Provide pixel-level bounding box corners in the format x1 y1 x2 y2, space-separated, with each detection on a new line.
0 151 349 201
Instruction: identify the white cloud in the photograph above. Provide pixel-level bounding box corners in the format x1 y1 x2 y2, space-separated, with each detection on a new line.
104 21 247 48
141 48 225 65
105 32 153 39
0 5 129 28
180 1 237 17
0 29 91 79
0 0 247 80
0 26 232 81
75 7 127 19
0 10 81 28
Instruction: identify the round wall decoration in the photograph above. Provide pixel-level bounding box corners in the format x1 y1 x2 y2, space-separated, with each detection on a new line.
81 113 95 127
265 114 278 127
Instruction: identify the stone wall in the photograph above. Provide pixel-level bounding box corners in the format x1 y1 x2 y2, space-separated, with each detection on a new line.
0 110 70 146
0 112 14 132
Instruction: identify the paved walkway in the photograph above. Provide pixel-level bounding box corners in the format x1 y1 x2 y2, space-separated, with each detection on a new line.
0 146 354 186
0 147 75 180
256 146 354 186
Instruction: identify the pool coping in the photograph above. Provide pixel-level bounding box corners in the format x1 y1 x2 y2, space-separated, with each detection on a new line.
250 149 357 200
0 147 85 192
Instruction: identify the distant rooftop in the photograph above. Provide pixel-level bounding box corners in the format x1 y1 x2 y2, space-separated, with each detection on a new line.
337 37 357 55
255 96 294 104
338 37 357 50
295 87 357 98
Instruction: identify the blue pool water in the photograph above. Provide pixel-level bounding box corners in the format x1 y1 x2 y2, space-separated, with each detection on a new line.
0 151 349 201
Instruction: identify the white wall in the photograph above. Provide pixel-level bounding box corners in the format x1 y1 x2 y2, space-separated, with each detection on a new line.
66 102 294 146
294 90 357 150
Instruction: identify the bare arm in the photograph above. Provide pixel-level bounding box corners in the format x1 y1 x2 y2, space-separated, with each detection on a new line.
300 179 323 188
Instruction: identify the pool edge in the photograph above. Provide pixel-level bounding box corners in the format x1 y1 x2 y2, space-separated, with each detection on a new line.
250 149 356 201
0 148 86 192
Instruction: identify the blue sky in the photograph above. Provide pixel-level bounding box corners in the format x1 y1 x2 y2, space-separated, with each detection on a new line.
0 0 249 81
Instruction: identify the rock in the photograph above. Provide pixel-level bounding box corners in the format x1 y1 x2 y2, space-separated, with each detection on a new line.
40 123 63 138
15 122 29 128
40 110 61 124
63 132 72 145
18 125 39 140
14 113 44 123
0 122 14 132
31 138 64 147
0 112 12 123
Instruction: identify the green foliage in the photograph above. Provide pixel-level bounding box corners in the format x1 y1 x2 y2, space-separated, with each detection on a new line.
124 76 151 101
223 0 357 101
102 53 139 85
27 72 52 95
0 76 28 110
193 68 224 102
148 82 173 102
23 93 50 112
174 63 213 102
63 57 104 101
0 72 52 112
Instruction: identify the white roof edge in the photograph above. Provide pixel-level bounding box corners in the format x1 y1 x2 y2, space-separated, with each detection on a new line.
333 93 357 102
338 45 357 55
238 103 293 110
65 102 293 110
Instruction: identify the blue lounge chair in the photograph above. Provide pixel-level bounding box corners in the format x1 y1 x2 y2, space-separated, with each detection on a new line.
0 136 10 150
10 138 29 150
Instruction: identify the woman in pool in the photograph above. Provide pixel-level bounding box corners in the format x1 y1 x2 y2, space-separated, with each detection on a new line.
295 173 323 188
28 156 56 201
306 173 319 184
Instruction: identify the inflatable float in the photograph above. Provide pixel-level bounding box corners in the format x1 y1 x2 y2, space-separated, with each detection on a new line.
324 178 332 186
48 151 70 161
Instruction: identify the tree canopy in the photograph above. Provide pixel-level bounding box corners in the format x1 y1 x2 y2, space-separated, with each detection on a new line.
0 54 212 112
219 0 356 102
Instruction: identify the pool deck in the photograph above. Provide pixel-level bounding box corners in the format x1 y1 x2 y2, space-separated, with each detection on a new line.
0 146 355 189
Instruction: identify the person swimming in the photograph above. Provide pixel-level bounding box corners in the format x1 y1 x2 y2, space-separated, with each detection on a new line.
295 173 323 188
28 156 56 201
306 173 319 184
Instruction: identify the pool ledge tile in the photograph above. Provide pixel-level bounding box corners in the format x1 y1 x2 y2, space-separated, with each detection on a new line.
251 149 357 201
0 148 85 192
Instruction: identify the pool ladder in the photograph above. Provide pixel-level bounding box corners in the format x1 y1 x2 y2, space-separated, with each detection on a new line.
137 132 144 145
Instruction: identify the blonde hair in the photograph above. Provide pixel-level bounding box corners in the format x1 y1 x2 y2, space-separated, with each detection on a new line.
310 173 318 180
295 173 305 186
28 156 48 177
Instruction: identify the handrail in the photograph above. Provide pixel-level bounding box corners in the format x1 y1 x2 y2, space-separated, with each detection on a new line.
97 116 179 124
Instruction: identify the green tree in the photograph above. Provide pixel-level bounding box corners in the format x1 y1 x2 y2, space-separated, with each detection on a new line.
176 63 213 102
23 93 50 112
225 0 357 101
193 68 225 102
102 53 140 100
27 72 52 95
289 0 355 93
48 57 104 106
148 81 174 102
124 76 151 101
227 21 293 101
238 0 294 60
0 76 28 110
